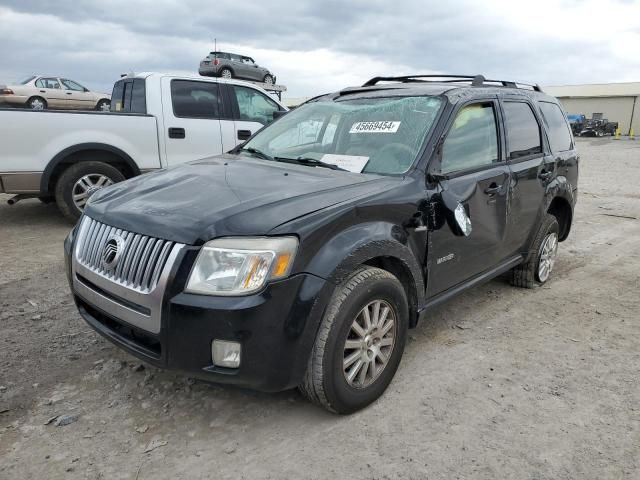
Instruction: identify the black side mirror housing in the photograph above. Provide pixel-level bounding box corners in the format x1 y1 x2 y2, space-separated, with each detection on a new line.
273 110 288 120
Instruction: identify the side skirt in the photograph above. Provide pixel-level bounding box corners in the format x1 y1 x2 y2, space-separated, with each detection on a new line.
418 255 523 314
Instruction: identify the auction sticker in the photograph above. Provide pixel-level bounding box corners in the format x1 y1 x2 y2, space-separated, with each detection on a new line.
349 121 401 133
321 154 369 173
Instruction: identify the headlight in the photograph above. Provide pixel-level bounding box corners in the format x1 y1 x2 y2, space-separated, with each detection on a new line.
185 237 298 296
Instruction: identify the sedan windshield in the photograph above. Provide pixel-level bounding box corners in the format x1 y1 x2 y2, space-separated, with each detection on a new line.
242 95 443 175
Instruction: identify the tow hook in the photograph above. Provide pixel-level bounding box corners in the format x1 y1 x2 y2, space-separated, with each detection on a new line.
7 194 34 205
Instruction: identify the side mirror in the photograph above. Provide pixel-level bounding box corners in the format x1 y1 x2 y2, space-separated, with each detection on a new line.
273 110 288 120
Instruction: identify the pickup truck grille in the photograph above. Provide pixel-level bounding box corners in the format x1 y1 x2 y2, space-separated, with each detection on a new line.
75 216 180 294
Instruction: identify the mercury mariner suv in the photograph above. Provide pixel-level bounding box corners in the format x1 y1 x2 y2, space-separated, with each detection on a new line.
65 75 578 414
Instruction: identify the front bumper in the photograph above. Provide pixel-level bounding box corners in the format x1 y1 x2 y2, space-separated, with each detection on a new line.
65 230 330 392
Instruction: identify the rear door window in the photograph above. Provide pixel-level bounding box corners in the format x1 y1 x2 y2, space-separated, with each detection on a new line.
441 103 499 174
35 78 61 89
171 80 221 119
503 101 542 159
110 79 146 113
539 101 573 152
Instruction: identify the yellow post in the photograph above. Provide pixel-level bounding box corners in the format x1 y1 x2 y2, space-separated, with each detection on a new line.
630 128 635 140
613 127 621 140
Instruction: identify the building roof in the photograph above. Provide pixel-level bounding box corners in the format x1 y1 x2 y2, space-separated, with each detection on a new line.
544 82 640 98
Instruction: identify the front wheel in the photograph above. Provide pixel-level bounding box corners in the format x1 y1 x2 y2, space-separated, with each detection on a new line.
300 266 408 414
54 161 125 221
96 99 111 111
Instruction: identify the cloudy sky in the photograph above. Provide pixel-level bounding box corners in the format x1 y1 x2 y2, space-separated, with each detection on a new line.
1 0 639 98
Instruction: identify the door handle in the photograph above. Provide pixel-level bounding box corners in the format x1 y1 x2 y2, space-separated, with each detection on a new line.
66 92 73 95
484 182 501 196
40 90 46 93
237 129 252 140
168 127 186 139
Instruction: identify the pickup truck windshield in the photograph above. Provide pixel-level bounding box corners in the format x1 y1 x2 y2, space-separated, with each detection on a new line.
243 95 443 175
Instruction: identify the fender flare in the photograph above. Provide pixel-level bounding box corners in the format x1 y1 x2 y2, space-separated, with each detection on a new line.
303 222 426 325
40 143 140 194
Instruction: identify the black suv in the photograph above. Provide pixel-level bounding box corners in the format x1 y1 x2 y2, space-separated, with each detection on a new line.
64 75 578 414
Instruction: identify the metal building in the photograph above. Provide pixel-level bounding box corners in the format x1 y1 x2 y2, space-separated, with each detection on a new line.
544 82 640 135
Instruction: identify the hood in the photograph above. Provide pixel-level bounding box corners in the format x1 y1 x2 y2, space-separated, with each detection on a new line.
85 154 396 244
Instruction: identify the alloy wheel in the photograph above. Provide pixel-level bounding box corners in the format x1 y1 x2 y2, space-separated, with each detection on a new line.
537 232 558 282
72 174 113 210
343 300 396 388
221 69 232 79
30 98 45 110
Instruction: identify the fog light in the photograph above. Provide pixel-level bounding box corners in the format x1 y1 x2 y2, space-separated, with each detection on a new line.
212 340 241 368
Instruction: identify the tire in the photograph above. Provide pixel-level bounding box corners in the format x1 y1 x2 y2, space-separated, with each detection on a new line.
220 68 233 79
96 99 111 111
38 196 55 204
511 213 560 288
300 266 409 414
54 161 125 221
263 74 274 85
27 96 47 110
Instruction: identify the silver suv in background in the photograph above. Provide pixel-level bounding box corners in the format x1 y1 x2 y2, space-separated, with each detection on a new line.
199 52 276 85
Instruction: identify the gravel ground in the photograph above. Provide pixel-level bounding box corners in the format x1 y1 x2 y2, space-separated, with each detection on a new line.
1 138 639 479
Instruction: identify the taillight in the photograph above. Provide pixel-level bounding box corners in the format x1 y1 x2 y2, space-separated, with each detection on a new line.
0 88 14 95
213 59 220 66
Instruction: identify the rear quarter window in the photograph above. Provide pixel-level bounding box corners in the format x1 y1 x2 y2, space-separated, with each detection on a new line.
539 101 573 152
110 79 146 114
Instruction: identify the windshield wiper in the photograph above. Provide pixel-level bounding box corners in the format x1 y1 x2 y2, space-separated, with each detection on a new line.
274 156 348 171
240 147 274 161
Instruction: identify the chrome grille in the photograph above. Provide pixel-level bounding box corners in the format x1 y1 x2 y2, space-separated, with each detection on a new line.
75 216 182 294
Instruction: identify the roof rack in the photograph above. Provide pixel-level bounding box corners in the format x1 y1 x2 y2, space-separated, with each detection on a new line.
362 75 543 92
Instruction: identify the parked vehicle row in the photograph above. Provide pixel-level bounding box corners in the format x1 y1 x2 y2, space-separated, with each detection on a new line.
0 73 286 220
0 75 111 111
63 74 578 414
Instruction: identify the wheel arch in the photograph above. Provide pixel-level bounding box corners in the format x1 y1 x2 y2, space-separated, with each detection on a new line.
40 143 140 195
303 223 425 328
547 195 573 241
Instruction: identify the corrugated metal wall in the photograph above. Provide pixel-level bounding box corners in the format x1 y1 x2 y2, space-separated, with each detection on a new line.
558 96 639 134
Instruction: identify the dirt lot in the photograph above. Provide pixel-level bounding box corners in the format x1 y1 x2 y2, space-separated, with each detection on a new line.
1 138 639 479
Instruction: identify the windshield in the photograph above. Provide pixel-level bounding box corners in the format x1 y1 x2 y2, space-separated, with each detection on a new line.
242 95 443 175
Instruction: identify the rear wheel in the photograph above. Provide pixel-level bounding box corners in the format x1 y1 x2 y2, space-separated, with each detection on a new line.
27 96 47 110
511 214 559 288
263 74 274 85
300 266 408 414
220 68 233 79
54 161 125 221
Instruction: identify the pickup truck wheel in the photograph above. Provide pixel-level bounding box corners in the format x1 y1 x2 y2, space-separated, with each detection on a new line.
54 161 125 221
511 214 560 288
300 266 408 414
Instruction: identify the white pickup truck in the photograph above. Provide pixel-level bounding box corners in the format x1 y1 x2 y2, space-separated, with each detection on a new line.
0 72 287 220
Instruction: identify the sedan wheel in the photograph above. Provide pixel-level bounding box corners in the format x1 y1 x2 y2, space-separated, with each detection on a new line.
28 97 46 110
